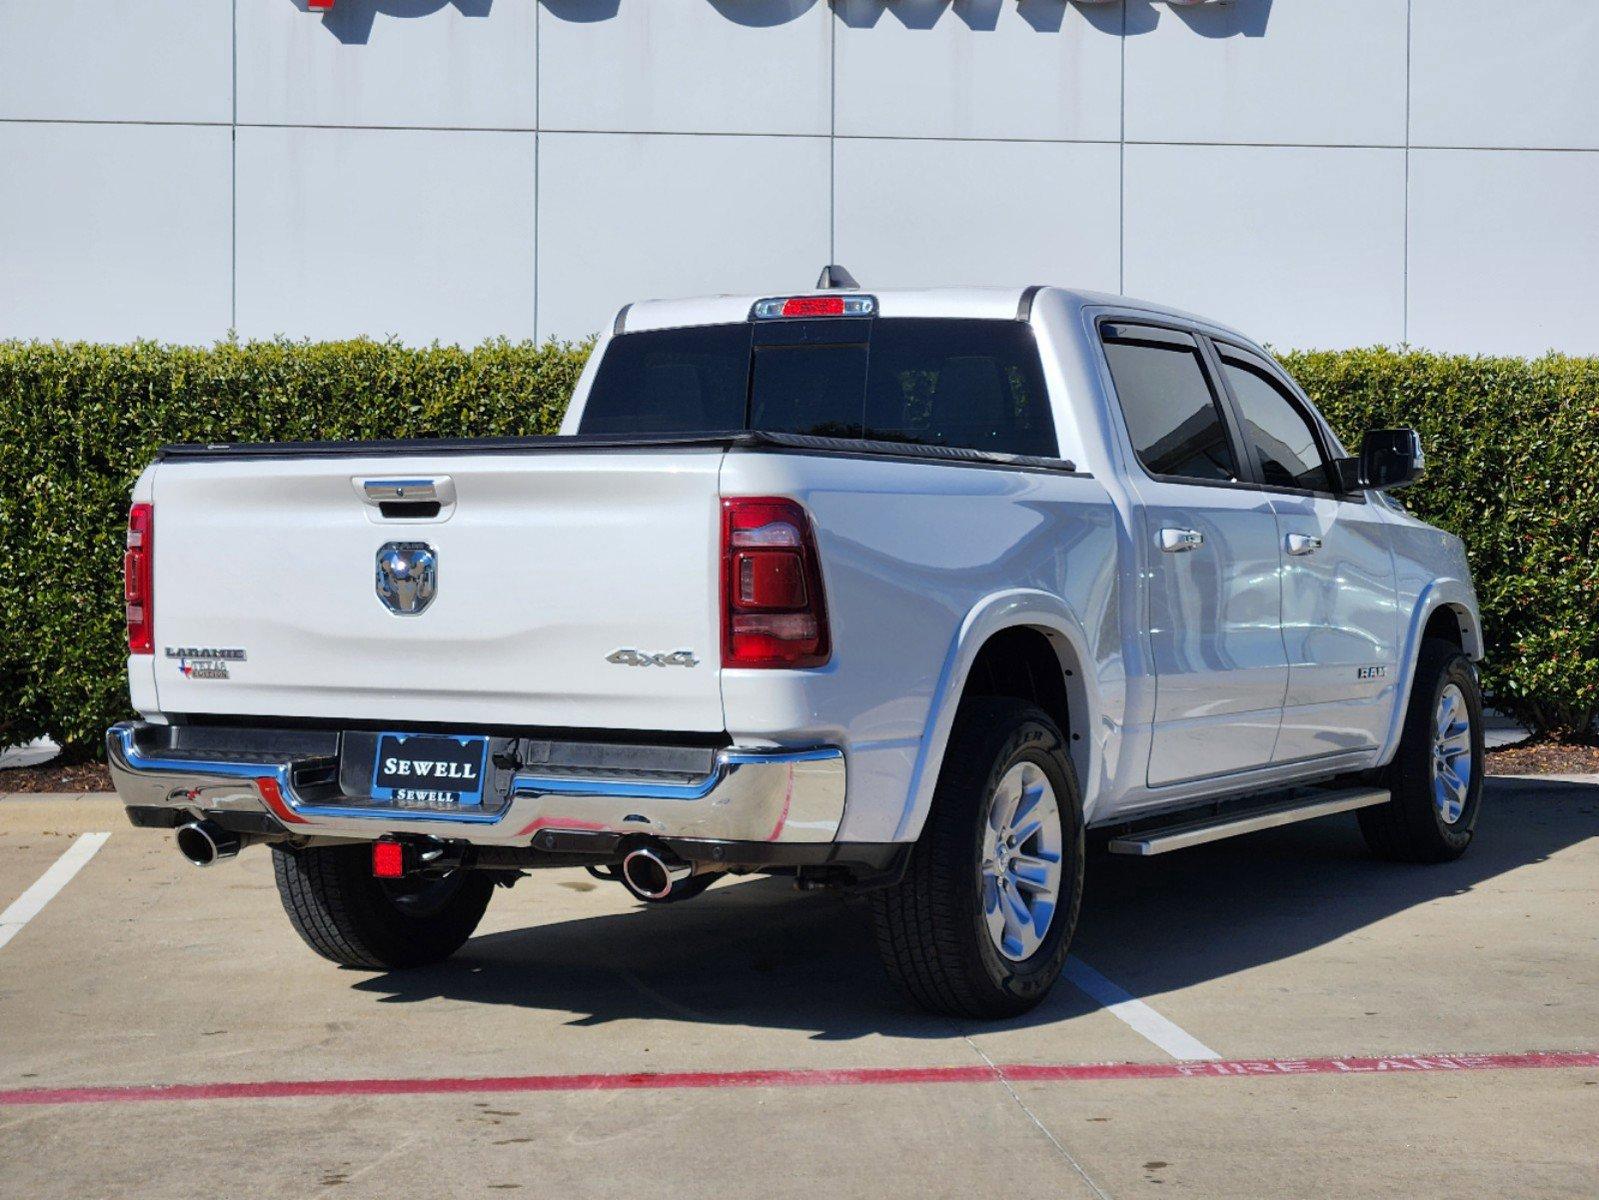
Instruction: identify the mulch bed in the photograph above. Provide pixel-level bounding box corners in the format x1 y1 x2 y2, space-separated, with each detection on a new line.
1485 739 1599 776
0 760 113 794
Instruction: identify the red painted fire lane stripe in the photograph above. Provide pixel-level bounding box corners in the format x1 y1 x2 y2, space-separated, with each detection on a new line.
1004 1051 1599 1081
1 1052 1594 1108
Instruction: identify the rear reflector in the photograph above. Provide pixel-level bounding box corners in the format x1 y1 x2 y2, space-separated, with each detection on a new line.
722 498 830 669
752 294 876 320
372 841 405 879
255 776 307 825
125 503 153 655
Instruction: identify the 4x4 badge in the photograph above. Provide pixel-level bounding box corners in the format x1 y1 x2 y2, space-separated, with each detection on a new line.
606 648 699 668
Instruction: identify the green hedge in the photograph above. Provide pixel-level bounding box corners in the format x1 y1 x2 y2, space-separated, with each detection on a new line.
1280 348 1599 741
1 340 1595 758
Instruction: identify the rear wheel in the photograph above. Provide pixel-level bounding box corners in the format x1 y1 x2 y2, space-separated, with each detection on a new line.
872 698 1084 1019
272 844 494 969
1359 638 1485 863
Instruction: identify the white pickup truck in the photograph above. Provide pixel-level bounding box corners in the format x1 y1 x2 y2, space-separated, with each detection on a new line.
109 276 1485 1018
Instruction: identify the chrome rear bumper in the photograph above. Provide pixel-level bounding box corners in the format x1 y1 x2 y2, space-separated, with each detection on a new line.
106 722 846 847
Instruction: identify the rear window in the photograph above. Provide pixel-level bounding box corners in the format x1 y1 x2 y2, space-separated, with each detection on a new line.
578 318 1059 458
576 323 751 435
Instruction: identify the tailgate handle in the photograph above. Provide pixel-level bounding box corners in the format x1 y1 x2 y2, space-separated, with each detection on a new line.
364 479 438 503
358 478 455 522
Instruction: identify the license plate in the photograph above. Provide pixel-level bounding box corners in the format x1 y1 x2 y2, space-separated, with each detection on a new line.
370 733 490 807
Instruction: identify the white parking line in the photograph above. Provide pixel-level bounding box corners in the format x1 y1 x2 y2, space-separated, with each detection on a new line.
1064 956 1221 1061
0 832 110 952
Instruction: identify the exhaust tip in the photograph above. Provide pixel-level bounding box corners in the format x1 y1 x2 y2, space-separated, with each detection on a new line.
620 847 681 901
175 821 241 868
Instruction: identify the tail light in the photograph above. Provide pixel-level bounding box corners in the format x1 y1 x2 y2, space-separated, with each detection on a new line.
721 497 830 669
372 840 406 879
125 503 153 655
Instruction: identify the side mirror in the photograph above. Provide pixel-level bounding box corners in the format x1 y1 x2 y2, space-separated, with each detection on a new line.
1356 428 1425 491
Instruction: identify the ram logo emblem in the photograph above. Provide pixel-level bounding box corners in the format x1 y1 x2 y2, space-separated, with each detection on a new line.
375 542 438 616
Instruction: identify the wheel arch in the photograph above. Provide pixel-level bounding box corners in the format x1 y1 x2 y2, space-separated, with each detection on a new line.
892 590 1099 843
1420 600 1482 659
1376 581 1485 765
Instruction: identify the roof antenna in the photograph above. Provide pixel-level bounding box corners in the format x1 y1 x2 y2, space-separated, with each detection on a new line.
816 264 860 290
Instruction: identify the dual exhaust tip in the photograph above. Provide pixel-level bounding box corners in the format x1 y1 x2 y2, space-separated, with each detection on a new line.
175 820 242 868
618 846 695 902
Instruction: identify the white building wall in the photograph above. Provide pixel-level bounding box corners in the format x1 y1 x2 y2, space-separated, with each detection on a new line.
1 0 1596 355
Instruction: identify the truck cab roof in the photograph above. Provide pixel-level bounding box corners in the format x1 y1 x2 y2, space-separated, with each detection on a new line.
616 284 1254 346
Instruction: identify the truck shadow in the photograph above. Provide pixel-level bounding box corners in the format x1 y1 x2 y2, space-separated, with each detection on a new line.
351 777 1598 1040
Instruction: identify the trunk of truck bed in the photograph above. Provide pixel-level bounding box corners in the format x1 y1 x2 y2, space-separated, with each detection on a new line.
146 436 733 733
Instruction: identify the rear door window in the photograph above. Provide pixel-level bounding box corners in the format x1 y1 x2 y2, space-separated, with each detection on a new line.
579 318 1059 458
1100 323 1239 483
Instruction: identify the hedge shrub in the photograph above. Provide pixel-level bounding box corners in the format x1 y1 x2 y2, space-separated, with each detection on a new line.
1 339 1595 757
1281 348 1599 741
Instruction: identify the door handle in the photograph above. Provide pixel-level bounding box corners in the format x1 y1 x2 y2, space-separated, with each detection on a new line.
1286 533 1324 556
1159 527 1205 554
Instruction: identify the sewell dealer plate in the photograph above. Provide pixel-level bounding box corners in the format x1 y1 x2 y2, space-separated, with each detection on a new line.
370 733 490 807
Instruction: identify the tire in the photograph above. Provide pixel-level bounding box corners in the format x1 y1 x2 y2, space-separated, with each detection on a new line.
1359 637 1485 863
272 844 495 969
871 698 1085 1019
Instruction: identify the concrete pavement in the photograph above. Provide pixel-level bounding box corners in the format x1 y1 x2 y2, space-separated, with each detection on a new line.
0 777 1595 1199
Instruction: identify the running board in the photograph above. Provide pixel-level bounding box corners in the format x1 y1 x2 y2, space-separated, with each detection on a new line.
1107 787 1391 856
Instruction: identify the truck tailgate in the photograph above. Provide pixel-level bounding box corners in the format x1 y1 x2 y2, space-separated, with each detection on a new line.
147 448 726 732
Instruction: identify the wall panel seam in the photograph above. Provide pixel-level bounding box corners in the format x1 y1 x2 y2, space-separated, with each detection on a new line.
1118 0 1126 294
1403 0 1412 345
534 0 540 341
230 0 238 335
0 117 1587 157
829 0 836 265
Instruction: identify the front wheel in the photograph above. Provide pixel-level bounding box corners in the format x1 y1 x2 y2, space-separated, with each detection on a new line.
272 844 495 969
1359 638 1485 863
872 698 1084 1019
